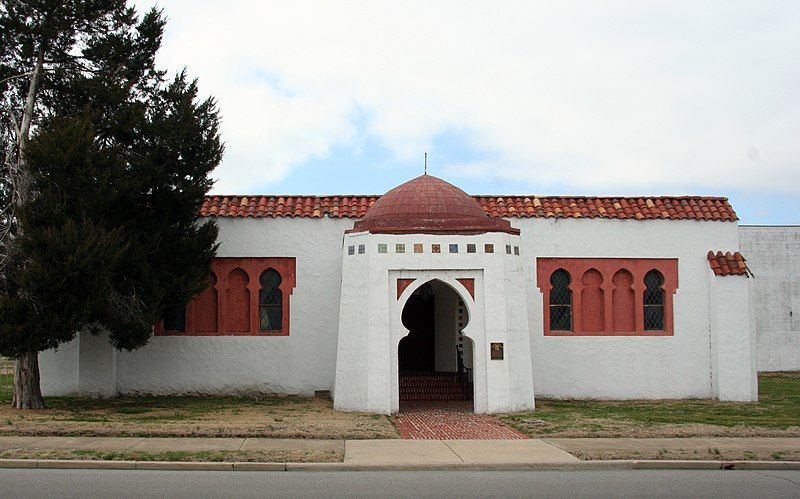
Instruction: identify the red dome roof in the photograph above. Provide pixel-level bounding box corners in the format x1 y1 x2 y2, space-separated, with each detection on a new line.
351 175 519 234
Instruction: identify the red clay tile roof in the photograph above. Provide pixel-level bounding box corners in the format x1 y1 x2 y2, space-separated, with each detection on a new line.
201 195 738 222
707 251 752 277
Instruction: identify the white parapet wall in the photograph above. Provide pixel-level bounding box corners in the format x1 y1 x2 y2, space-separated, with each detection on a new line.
739 226 800 372
708 273 758 401
516 217 753 400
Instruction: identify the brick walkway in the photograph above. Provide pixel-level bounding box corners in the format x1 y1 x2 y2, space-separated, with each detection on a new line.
392 401 529 440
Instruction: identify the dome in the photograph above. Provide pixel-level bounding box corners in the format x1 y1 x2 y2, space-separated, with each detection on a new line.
350 175 519 234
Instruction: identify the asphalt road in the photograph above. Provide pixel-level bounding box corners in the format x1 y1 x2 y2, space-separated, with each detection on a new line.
0 469 799 498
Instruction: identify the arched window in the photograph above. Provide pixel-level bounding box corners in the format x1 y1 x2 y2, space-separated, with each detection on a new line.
549 269 572 331
580 269 604 332
195 272 218 333
227 268 251 332
259 269 283 331
611 269 635 332
163 306 186 332
643 270 665 331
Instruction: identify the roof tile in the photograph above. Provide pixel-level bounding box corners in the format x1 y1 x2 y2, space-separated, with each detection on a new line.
707 250 752 277
200 195 738 222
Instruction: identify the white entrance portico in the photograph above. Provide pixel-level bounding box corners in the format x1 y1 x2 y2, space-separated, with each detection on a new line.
333 175 535 414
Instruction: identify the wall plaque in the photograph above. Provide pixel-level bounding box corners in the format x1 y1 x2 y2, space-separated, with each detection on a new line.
490 342 504 360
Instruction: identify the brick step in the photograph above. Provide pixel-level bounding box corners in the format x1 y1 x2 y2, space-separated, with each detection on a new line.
400 388 466 395
400 380 464 387
400 393 473 401
400 376 459 382
399 374 472 400
400 382 465 388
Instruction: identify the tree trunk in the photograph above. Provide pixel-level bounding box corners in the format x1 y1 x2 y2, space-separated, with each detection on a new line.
8 51 46 410
12 351 45 409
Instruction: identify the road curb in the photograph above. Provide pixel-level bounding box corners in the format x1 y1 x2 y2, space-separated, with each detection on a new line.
135 461 234 471
0 459 798 471
38 460 136 470
0 459 37 469
233 462 286 471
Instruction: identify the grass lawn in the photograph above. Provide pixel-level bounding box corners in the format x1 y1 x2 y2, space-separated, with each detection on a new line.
501 372 800 438
0 368 798 440
0 367 396 439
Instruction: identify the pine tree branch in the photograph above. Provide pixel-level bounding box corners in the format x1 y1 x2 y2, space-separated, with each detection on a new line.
0 72 34 87
4 108 21 138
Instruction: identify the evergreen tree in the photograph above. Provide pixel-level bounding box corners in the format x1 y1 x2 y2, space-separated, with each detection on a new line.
0 1 221 408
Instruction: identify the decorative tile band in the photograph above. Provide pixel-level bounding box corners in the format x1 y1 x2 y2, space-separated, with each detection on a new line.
366 240 521 256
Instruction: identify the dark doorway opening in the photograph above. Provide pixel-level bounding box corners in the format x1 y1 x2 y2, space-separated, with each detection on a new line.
398 281 473 410
399 283 435 372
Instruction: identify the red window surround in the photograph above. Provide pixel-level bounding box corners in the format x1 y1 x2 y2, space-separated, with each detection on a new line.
156 257 296 336
536 258 678 336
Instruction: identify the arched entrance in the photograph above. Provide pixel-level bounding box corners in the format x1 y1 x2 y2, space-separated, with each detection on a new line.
398 280 474 411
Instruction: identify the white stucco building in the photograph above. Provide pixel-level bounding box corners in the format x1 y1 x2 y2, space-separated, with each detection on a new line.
740 226 800 372
39 175 761 413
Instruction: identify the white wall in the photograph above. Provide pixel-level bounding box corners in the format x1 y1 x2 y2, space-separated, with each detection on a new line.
333 231 535 414
42 216 353 397
709 274 758 401
433 280 458 373
517 217 744 400
40 213 757 404
739 226 800 372
39 337 79 396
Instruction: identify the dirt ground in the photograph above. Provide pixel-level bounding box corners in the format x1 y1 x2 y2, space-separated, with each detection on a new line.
503 417 800 439
568 449 800 461
0 448 343 463
0 395 398 439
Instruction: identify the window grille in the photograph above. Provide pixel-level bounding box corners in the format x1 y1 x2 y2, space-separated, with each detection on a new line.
549 269 572 331
643 270 665 330
259 269 283 331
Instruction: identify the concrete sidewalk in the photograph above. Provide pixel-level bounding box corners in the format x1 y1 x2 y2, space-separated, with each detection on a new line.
0 436 799 471
344 439 579 466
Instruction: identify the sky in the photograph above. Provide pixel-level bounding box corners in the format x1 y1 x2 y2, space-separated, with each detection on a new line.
136 1 799 224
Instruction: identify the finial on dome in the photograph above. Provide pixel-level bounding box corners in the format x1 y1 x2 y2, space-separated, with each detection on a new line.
424 152 427 175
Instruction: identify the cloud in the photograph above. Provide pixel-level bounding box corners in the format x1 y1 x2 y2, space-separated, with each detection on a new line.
137 0 800 194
